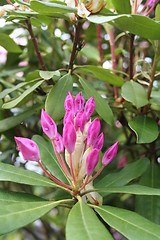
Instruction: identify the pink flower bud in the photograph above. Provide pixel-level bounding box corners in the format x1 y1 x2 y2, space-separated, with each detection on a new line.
75 92 85 113
63 110 74 125
148 0 158 7
54 133 64 153
117 155 128 169
102 141 119 166
93 132 104 151
86 149 99 176
63 121 76 153
41 109 57 140
84 96 95 121
76 110 86 132
87 118 101 146
15 137 40 161
64 91 75 113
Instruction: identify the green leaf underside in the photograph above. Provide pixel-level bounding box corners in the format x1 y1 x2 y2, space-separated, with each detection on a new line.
2 80 44 109
0 201 59 236
94 205 160 240
136 163 160 224
79 77 114 125
45 74 73 121
129 116 159 143
0 162 57 188
76 65 124 87
95 158 150 196
66 200 113 240
39 70 60 80
96 184 160 196
87 14 160 40
0 33 22 53
0 104 41 133
121 81 148 108
0 190 46 205
33 135 68 183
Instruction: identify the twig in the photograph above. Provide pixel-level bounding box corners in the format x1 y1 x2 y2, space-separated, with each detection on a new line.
129 34 135 80
96 24 103 65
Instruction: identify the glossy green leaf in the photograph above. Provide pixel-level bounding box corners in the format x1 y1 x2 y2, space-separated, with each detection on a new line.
87 14 160 40
129 116 159 143
94 205 160 240
75 65 124 87
33 135 68 183
45 74 73 121
2 80 44 109
0 162 57 188
39 70 60 80
30 0 75 15
0 104 41 133
136 163 160 224
96 184 160 196
66 200 114 240
79 77 114 125
112 0 131 13
95 158 150 196
0 33 22 53
0 190 46 205
121 81 148 108
0 200 59 235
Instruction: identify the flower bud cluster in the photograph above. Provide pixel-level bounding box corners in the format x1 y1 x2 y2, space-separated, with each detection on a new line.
15 91 118 205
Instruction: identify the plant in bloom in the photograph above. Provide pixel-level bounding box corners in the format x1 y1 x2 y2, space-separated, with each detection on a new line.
15 92 118 205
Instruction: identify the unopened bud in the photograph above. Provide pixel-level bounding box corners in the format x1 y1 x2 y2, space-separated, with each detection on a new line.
76 110 86 132
41 109 57 140
93 132 104 151
64 91 75 113
87 118 101 146
75 92 85 113
54 133 64 153
86 149 99 176
63 121 76 153
15 137 40 161
63 110 74 125
84 96 95 121
86 0 106 14
102 142 119 166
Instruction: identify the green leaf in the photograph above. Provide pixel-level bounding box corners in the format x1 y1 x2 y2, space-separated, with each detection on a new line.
32 135 68 183
136 163 160 224
0 162 57 188
121 81 148 108
75 65 124 87
0 200 59 235
45 74 73 121
94 205 160 240
39 70 60 80
66 200 114 240
0 190 46 205
87 14 160 40
96 184 160 196
129 116 159 143
0 104 41 133
95 158 150 196
2 80 44 109
112 0 131 13
0 33 22 53
79 77 114 125
30 0 75 15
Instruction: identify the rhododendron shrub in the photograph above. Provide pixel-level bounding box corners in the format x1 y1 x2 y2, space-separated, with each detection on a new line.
0 0 160 239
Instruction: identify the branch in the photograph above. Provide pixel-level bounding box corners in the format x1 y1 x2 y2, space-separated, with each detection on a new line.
129 34 135 80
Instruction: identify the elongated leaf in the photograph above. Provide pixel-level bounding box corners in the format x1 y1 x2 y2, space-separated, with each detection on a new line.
0 162 57 188
129 116 159 143
66 200 114 240
75 65 124 87
30 0 75 15
0 33 22 53
33 135 68 183
0 201 59 235
2 80 44 109
45 74 73 121
0 190 45 205
87 14 160 40
79 77 114 125
95 158 150 196
96 184 160 196
136 163 160 224
121 81 148 108
94 205 160 240
0 104 41 133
